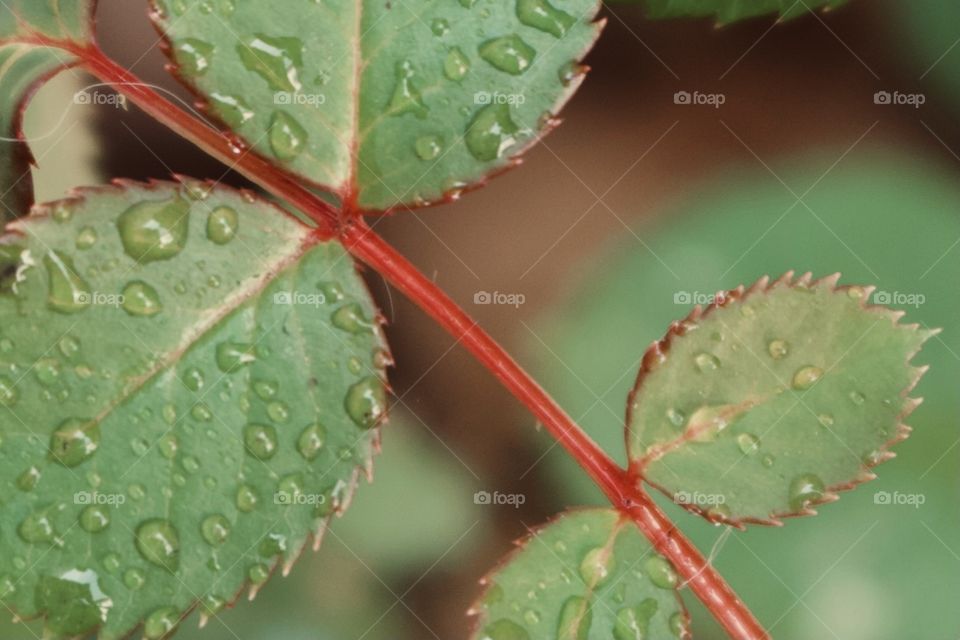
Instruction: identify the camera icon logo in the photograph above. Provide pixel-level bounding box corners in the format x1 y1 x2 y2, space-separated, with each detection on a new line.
673 91 691 105
873 491 891 505
674 291 692 304
873 290 891 304
474 291 492 305
873 91 892 105
474 91 492 105
73 91 92 105
275 92 294 105
474 490 492 505
273 291 293 305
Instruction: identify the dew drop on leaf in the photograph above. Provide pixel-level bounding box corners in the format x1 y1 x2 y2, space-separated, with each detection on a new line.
578 546 614 586
791 365 823 390
121 281 163 317
612 598 658 640
788 473 825 510
216 341 257 372
123 568 145 590
143 606 180 639
331 303 373 334
18 511 56 544
444 47 470 81
0 375 19 406
767 339 789 360
849 390 866 405
35 570 111 636
49 418 100 467
516 0 576 38
556 595 592 639
644 555 678 589
237 34 304 92
466 104 520 161
79 506 110 533
209 92 254 128
693 352 720 372
736 432 760 455
236 484 259 512
183 366 205 391
415 135 443 161
205 205 239 245
480 619 529 640
174 38 214 76
344 376 386 429
200 514 231 546
248 563 270 585
297 423 326 460
388 60 428 119
75 226 98 250
135 519 181 572
479 35 535 75
243 423 278 459
269 111 308 160
116 196 190 263
17 466 41 491
44 251 91 314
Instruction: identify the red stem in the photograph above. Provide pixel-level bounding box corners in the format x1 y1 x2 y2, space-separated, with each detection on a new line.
75 44 769 640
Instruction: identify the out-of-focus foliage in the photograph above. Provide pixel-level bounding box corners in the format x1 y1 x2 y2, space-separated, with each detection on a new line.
890 0 960 112
536 151 960 639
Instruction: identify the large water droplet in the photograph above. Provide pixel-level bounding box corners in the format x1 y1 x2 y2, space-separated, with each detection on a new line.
135 519 180 572
45 251 91 313
516 0 576 38
388 60 428 118
236 484 258 512
19 511 56 543
144 606 180 639
767 339 789 360
415 135 443 161
201 514 231 546
207 206 239 244
0 375 19 407
792 365 823 390
174 38 214 76
76 226 98 250
694 352 720 372
123 568 145 590
297 422 326 460
736 433 760 455
479 35 535 75
237 34 304 92
122 281 162 317
345 377 386 429
669 612 688 638
644 555 678 589
209 92 254 128
613 598 658 640
35 569 112 636
466 104 520 161
578 546 614 586
117 196 190 263
244 423 278 459
79 505 110 533
557 595 592 639
788 473 825 510
444 47 471 81
332 303 374 333
269 111 308 160
49 418 100 467
17 465 41 491
183 367 205 392
216 341 257 372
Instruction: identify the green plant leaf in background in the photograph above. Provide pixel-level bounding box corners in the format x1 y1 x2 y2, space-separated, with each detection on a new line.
627 273 930 525
635 0 847 24
150 0 602 211
0 181 388 638
471 508 689 640
0 1 93 221
537 152 960 638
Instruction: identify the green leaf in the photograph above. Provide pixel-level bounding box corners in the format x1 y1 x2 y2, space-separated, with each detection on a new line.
151 0 602 212
0 180 388 638
0 2 93 220
471 508 688 640
628 0 847 24
627 273 931 525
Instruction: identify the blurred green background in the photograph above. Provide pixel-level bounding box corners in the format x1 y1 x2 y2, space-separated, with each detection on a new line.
7 0 960 638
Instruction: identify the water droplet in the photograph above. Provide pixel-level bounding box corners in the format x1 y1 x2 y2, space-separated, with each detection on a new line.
209 92 254 129
687 405 733 443
76 226 98 250
345 377 386 429
19 511 56 543
269 111 308 160
183 367 205 392
388 60 428 118
849 390 866 405
35 358 61 386
737 433 760 455
516 0 576 38
117 196 190 263
238 34 303 92
480 619 528 640
767 339 789 360
789 473 825 510
191 402 213 421
216 341 257 372
204 206 240 246
557 595 592 639
158 433 178 459
267 400 289 423
415 135 443 160
244 423 278 459
669 612 688 638
0 575 14 599
45 251 91 313
254 379 278 400
444 47 470 80
135 519 180 572
201 514 231 546
144 606 180 639
761 454 775 468
79 505 110 533
613 598 658 640
431 17 450 36
174 38 214 76
35 569 112 635
466 104 520 161
645 555 678 589
847 286 865 301
248 563 270 584
128 483 146 500
297 422 326 460
121 281 163 317
0 375 18 407
17 466 41 491
792 366 823 390
665 408 686 427
579 546 614 586
694 352 720 372
49 418 100 467
123 568 145 590
479 35 535 75
236 484 258 512
332 303 373 333
818 414 835 427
